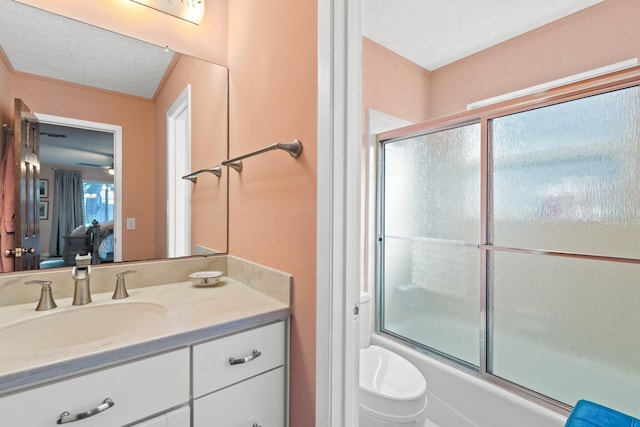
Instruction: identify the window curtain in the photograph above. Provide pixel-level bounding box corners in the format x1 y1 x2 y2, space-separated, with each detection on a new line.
49 170 85 256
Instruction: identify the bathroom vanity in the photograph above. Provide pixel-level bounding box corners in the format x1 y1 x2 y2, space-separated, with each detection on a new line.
0 259 291 427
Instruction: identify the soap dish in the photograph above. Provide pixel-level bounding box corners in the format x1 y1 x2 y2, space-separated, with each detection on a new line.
189 271 224 287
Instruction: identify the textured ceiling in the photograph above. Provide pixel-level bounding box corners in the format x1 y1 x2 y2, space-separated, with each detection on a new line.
2 0 606 93
0 0 173 167
0 0 175 98
362 0 604 71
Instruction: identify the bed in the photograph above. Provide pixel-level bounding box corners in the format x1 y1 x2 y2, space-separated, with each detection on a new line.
63 220 114 265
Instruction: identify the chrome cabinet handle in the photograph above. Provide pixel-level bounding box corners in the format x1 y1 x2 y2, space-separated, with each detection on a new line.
57 398 114 424
229 349 262 365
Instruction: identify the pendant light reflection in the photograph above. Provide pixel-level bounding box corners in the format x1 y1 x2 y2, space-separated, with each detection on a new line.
130 0 205 25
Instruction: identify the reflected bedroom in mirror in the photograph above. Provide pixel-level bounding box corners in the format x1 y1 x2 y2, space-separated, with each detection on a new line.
0 0 228 274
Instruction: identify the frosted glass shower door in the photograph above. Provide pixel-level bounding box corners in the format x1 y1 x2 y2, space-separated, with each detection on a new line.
380 123 481 366
489 85 640 416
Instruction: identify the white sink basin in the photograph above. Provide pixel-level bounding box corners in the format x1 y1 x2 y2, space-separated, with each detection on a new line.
0 302 166 355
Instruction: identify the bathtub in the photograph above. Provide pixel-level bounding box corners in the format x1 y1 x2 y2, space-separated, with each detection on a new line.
369 334 568 427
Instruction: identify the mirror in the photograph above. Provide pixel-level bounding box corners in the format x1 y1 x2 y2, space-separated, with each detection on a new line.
0 0 228 273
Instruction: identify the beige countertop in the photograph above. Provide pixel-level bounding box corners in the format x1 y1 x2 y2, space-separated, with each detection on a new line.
0 277 290 395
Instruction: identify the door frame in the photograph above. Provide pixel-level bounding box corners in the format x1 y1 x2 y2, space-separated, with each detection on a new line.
316 0 362 425
35 113 123 262
166 85 192 258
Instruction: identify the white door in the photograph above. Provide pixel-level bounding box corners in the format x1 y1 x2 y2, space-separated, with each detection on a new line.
166 85 192 258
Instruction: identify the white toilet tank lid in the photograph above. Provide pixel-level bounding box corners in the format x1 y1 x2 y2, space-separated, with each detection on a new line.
359 345 428 421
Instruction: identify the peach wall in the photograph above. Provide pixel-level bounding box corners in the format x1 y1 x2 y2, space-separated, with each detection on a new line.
0 54 11 136
14 0 228 66
362 37 431 123
429 0 640 117
153 55 228 258
11 74 156 261
228 0 317 425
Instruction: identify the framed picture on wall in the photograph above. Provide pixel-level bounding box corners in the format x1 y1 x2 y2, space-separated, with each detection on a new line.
38 179 49 199
39 201 49 220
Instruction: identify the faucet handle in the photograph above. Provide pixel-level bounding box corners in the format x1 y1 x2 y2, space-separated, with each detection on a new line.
24 280 57 311
113 270 136 300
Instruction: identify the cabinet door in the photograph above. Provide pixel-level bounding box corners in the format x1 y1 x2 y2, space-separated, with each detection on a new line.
0 349 189 427
132 406 190 427
194 366 284 427
166 406 191 427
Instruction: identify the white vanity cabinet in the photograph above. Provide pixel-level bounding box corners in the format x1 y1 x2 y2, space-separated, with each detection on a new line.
0 349 190 427
131 406 191 427
0 320 289 427
192 321 287 427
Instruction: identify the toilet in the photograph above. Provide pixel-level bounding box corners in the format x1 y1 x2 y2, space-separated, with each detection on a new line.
359 292 434 427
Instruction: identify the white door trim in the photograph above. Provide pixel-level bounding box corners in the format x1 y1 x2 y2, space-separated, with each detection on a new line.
316 0 362 425
166 85 192 258
34 113 123 262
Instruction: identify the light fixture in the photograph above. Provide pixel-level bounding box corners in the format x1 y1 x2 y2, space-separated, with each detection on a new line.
130 0 205 25
107 164 115 176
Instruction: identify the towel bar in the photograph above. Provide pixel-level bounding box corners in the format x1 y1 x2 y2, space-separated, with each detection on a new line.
222 139 302 172
181 166 222 183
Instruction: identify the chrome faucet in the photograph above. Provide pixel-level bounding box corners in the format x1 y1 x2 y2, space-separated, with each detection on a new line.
71 254 92 305
112 270 136 299
24 280 57 311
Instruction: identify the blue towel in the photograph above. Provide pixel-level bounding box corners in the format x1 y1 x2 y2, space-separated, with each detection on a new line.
565 400 640 427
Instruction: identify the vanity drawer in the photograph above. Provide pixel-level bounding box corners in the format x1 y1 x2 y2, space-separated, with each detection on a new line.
193 366 285 427
193 321 285 397
0 348 189 427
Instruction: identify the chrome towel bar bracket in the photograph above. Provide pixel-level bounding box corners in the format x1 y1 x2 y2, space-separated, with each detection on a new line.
224 160 243 172
181 166 222 183
222 139 302 172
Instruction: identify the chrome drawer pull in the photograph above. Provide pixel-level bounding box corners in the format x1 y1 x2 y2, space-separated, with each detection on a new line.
229 349 262 365
57 398 114 424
